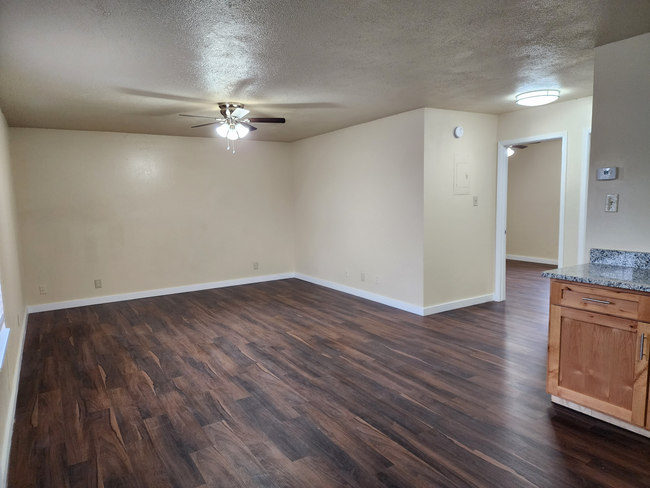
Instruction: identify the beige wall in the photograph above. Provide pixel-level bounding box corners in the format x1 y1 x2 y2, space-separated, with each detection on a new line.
586 33 650 254
0 111 26 486
498 97 593 266
424 109 498 308
506 140 562 261
10 129 294 306
292 110 425 307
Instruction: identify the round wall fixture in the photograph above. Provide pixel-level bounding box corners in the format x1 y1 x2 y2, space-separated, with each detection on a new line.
453 126 464 138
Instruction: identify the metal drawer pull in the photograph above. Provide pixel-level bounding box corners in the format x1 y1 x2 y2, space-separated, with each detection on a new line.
582 297 611 305
641 334 646 360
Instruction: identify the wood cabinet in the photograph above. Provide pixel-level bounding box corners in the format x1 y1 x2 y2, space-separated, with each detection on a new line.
547 279 650 428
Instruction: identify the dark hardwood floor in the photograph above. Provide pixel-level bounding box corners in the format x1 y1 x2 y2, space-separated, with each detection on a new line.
9 261 650 487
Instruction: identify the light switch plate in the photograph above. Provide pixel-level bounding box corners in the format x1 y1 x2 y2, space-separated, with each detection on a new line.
605 194 619 212
597 167 618 180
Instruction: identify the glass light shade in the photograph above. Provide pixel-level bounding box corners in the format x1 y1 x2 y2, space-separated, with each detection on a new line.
226 125 239 140
235 123 249 138
507 147 515 157
216 123 229 138
516 90 560 107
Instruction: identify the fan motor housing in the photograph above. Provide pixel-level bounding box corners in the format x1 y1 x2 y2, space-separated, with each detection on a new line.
218 102 244 118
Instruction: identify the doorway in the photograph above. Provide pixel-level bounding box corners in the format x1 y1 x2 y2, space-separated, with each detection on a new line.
505 139 562 264
494 132 568 301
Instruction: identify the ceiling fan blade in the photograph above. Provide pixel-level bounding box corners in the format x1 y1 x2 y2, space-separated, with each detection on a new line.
239 122 257 131
248 118 286 123
254 102 339 109
180 114 219 120
511 144 529 149
191 121 220 128
118 88 214 104
231 107 250 119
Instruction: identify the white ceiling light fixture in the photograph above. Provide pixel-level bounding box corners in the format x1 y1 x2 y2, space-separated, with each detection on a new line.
515 90 560 107
507 147 515 157
181 102 286 154
216 123 229 138
216 106 250 153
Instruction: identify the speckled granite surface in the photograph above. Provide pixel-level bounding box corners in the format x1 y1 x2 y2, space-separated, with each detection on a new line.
541 249 650 293
590 249 650 269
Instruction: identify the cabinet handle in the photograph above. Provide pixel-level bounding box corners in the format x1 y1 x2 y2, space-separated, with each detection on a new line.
582 297 611 305
641 334 646 361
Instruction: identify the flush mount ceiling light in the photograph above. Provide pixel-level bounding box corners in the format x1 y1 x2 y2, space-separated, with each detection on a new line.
515 90 560 107
507 147 515 157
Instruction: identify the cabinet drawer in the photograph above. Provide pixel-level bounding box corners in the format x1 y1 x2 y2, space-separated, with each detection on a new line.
551 280 650 321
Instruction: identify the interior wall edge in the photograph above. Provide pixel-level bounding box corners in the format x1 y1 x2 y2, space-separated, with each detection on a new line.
0 308 28 488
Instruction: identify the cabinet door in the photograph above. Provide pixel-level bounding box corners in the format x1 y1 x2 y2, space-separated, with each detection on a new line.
547 305 650 426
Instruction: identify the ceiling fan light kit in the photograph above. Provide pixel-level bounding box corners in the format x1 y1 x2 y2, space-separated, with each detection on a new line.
180 102 286 154
515 90 560 107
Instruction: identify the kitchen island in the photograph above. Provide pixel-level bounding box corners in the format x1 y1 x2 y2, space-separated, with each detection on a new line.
542 249 650 437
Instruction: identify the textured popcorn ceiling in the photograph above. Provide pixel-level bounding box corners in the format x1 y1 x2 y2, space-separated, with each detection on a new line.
1 0 649 142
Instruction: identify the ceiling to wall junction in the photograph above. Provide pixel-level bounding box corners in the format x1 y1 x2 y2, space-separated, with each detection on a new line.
0 0 649 142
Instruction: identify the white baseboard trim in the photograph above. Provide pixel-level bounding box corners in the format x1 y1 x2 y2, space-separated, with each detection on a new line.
551 395 650 439
506 254 558 266
423 294 494 316
26 273 295 313
294 273 423 315
0 308 29 488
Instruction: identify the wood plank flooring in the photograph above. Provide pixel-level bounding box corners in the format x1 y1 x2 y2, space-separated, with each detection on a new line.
9 261 650 487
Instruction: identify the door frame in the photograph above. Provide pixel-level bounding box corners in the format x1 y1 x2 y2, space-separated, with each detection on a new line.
494 132 568 302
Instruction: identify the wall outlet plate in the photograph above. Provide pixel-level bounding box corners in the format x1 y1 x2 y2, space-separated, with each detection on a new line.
597 167 618 180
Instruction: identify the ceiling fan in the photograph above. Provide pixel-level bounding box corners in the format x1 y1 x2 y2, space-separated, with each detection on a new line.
507 141 541 157
180 102 285 153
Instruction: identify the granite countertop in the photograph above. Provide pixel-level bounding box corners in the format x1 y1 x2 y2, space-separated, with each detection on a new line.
541 249 650 293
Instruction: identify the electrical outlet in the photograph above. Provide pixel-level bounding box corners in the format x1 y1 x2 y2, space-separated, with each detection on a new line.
345 269 349 278
375 276 379 284
39 285 47 295
361 272 365 282
253 262 259 270
94 279 102 289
